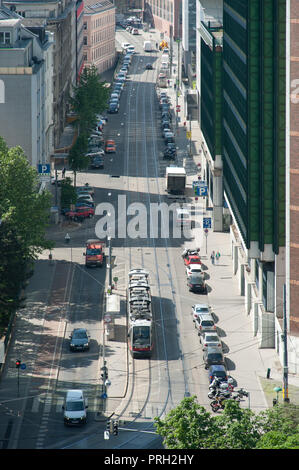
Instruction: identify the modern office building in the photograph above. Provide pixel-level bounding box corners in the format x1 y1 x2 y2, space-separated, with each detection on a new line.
83 0 116 75
286 0 299 372
195 0 296 370
0 14 54 166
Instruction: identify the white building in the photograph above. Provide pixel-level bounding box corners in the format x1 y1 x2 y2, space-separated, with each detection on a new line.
0 16 54 166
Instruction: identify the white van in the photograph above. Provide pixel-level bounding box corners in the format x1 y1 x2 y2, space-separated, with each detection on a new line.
62 390 88 426
176 208 191 227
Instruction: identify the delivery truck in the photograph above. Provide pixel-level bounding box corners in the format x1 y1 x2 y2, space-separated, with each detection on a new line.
166 167 186 195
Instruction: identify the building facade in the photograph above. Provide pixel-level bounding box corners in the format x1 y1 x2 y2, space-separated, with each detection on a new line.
4 0 78 148
83 0 116 75
144 0 181 39
286 0 299 372
0 16 54 166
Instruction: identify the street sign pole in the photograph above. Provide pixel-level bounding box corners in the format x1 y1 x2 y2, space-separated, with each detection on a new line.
204 229 209 254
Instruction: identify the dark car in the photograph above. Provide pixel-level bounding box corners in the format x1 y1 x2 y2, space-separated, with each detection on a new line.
145 63 153 70
163 149 176 160
208 365 228 383
69 328 90 351
161 120 171 129
187 273 207 293
90 155 104 169
108 103 119 114
203 347 225 369
166 142 176 152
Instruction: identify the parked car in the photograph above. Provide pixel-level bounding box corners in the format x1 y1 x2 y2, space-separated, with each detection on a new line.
191 303 211 321
65 206 94 221
108 102 119 113
145 63 153 70
194 313 216 335
186 264 202 276
76 185 94 196
131 28 139 35
184 254 202 266
105 140 116 153
77 193 94 203
187 273 207 293
200 332 222 351
208 365 228 383
90 155 104 169
203 346 224 369
164 132 175 144
69 328 90 351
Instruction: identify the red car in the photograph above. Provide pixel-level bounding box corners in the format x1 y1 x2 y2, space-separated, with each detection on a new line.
65 206 94 221
184 254 202 266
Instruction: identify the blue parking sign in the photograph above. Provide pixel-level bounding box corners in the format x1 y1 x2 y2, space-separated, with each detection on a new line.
38 163 50 175
203 217 212 229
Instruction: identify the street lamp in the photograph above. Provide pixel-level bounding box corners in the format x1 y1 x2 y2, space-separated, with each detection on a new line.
65 233 72 263
273 386 282 406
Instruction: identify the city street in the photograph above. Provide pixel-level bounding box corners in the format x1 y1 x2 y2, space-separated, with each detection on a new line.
0 27 272 450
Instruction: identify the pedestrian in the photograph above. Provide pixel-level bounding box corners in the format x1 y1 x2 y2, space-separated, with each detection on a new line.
174 83 176 90
210 251 215 265
215 251 221 264
62 167 66 178
156 42 158 49
167 79 170 86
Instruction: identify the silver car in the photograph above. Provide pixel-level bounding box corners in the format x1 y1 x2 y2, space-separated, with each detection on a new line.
200 332 222 351
194 313 216 336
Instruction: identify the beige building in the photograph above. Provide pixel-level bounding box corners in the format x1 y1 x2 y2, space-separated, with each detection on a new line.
83 0 116 75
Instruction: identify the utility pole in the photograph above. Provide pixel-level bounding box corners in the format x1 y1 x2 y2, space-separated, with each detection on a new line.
108 236 112 289
283 283 289 402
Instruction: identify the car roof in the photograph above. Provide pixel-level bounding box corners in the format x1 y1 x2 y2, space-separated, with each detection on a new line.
197 312 213 320
106 140 115 143
209 365 227 372
193 303 209 309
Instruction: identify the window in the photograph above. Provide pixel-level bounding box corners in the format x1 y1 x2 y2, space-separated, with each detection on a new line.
83 36 87 45
0 31 11 45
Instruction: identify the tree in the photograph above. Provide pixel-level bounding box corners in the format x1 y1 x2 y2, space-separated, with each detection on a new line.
69 65 109 134
256 430 299 449
0 140 53 258
154 396 299 449
154 396 216 449
67 133 89 187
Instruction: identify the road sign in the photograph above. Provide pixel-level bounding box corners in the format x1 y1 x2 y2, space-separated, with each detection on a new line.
176 105 180 112
104 431 110 440
204 228 209 236
20 363 26 370
203 217 212 229
195 185 208 196
186 131 191 139
38 163 50 175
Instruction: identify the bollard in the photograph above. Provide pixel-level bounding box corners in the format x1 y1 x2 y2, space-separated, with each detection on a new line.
272 398 277 406
266 368 271 379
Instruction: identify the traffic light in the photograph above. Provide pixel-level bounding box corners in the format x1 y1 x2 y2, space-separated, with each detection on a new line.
113 420 118 436
16 360 21 369
101 366 108 381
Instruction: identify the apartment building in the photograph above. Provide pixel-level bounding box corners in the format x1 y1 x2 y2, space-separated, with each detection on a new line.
0 14 54 166
83 0 116 75
145 0 181 39
4 0 78 148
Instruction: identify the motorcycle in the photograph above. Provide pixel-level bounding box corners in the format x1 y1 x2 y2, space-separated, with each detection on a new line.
181 248 200 258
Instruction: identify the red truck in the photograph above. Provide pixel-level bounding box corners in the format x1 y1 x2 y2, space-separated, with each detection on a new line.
84 239 105 267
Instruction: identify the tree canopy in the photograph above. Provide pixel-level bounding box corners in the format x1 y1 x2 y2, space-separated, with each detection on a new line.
0 138 53 331
154 395 299 449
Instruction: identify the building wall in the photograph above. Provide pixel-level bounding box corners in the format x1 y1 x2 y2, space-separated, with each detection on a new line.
83 3 116 74
145 0 180 38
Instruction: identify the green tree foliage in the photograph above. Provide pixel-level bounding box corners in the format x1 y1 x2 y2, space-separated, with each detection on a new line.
60 177 77 208
0 138 53 329
67 66 109 183
69 65 109 135
154 396 299 449
68 133 89 187
0 140 53 257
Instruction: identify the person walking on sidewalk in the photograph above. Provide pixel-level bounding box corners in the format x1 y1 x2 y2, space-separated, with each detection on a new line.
210 251 215 265
215 251 221 264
